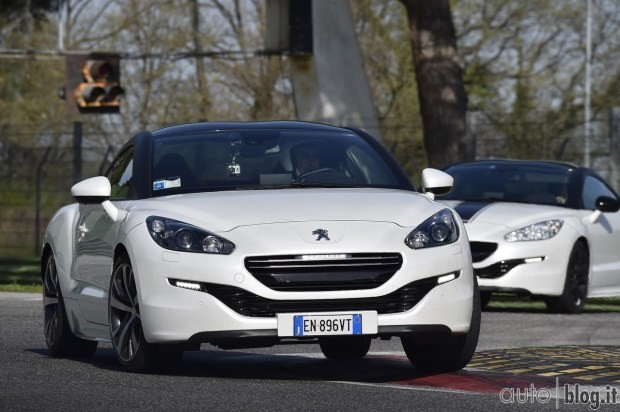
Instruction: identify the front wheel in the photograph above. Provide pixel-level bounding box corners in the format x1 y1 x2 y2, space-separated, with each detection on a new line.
109 253 161 372
401 278 481 373
545 241 589 314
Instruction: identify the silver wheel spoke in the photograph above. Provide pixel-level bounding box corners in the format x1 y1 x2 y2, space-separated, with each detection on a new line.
43 255 60 346
110 260 142 362
109 291 133 314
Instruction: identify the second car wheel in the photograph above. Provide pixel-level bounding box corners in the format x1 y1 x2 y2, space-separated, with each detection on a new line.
545 241 589 314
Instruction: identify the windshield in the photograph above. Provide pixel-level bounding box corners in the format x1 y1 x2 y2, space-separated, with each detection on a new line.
151 129 404 195
438 163 571 207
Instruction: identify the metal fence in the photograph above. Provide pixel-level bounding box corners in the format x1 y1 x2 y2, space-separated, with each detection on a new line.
1 111 619 257
0 122 114 257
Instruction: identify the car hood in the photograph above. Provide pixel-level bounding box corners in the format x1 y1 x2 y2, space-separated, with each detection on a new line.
441 200 568 228
127 188 442 232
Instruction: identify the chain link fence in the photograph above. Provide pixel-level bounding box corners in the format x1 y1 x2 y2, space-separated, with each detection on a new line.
1 112 619 258
0 122 114 257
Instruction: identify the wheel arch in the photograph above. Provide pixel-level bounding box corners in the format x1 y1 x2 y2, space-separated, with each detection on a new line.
40 243 53 281
114 243 130 264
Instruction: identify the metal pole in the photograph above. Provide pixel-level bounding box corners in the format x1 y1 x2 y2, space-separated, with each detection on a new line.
35 147 52 255
584 0 592 168
73 121 83 184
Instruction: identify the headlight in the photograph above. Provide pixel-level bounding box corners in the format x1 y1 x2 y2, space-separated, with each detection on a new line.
146 216 235 254
504 219 563 242
405 208 459 249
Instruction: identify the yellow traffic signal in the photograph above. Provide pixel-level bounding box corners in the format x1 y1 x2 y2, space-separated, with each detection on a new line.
65 53 124 114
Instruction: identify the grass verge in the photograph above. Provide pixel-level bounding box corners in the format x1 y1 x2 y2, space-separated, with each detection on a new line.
487 294 620 313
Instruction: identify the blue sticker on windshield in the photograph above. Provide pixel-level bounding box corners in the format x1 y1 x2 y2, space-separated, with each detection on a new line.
153 178 181 191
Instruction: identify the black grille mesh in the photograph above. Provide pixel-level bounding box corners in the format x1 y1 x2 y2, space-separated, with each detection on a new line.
244 253 403 292
202 277 437 317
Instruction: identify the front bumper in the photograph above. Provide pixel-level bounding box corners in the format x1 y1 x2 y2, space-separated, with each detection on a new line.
123 221 474 345
474 237 573 296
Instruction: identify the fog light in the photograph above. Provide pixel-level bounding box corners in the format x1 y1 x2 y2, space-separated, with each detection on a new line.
524 256 545 263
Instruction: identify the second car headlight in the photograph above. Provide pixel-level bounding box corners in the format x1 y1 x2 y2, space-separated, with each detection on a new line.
405 208 459 249
146 216 235 254
504 219 563 242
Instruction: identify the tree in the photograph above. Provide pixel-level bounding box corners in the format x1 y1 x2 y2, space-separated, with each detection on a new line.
453 0 620 164
351 0 425 179
398 0 468 168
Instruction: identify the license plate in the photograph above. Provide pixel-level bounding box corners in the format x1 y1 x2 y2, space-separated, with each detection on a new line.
293 314 362 336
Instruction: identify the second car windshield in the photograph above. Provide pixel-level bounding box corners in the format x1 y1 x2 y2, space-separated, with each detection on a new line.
151 129 402 195
439 164 571 206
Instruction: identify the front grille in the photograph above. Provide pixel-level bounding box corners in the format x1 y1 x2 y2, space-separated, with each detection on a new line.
470 242 498 263
244 253 403 292
202 277 437 317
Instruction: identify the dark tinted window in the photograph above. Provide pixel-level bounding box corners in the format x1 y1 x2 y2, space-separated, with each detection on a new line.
106 147 134 200
151 129 402 195
582 175 618 210
439 163 571 206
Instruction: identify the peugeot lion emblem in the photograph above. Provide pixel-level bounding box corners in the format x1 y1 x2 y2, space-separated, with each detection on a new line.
312 229 330 241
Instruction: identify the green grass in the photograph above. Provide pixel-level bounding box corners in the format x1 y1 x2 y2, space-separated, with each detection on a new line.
487 294 620 313
0 282 42 293
0 256 41 292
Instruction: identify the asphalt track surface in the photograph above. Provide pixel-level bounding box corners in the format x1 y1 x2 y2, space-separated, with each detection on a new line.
1 292 619 411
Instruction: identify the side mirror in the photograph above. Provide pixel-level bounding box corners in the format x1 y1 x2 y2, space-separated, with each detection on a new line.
595 196 620 213
421 168 453 200
71 176 125 222
71 176 111 204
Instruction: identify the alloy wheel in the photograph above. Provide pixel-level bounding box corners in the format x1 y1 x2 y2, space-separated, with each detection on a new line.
109 261 142 363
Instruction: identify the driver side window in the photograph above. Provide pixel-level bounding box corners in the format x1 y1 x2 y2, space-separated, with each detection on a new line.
106 147 134 200
582 175 617 210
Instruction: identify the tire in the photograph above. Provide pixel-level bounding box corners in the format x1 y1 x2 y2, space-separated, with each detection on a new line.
109 253 173 372
43 252 98 358
545 241 589 314
480 291 492 310
319 336 371 360
401 277 481 373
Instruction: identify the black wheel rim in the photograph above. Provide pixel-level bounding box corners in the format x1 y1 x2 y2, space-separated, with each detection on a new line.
109 262 142 363
43 254 60 347
569 245 589 307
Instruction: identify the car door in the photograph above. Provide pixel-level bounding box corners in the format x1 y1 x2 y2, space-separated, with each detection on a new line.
581 174 620 294
75 147 134 325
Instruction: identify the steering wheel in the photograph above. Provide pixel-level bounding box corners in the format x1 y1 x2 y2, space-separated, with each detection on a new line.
293 167 342 183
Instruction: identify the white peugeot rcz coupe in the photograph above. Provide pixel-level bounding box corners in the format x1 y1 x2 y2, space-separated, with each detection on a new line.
42 121 479 372
439 159 620 314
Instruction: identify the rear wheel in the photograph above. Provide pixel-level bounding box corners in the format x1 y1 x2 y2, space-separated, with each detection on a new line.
402 278 481 373
545 241 589 314
319 336 371 360
43 252 98 358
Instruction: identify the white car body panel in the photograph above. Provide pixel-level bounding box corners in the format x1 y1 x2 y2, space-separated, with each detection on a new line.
45 188 473 344
442 200 620 297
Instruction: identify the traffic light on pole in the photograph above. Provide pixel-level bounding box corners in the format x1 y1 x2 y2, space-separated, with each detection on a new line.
65 53 124 114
